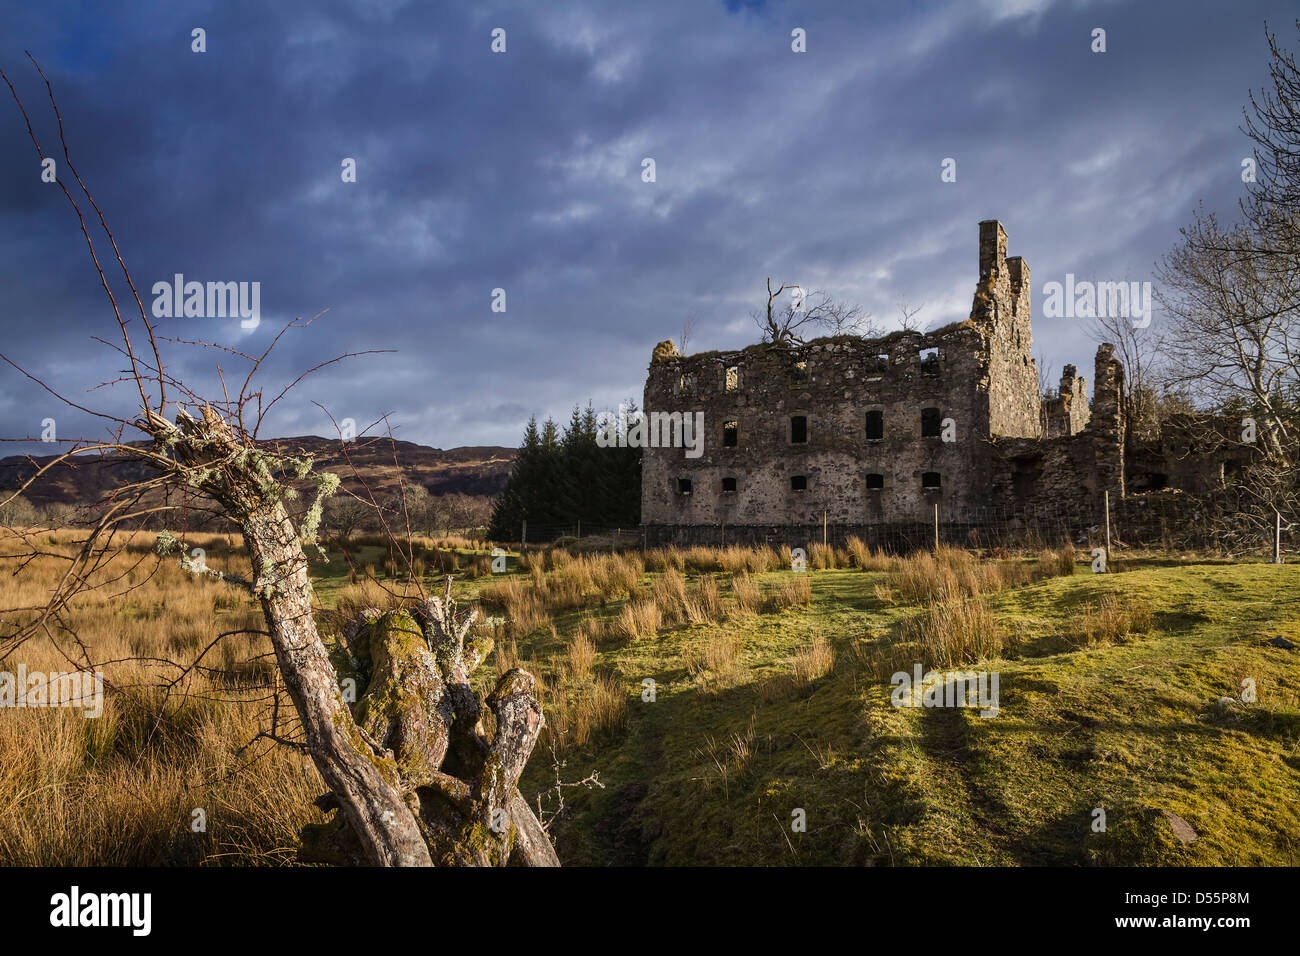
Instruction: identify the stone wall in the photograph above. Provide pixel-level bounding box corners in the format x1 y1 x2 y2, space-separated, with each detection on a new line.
642 219 1049 532
1091 343 1126 500
987 345 1126 528
1042 364 1089 438
641 322 993 527
1127 414 1258 494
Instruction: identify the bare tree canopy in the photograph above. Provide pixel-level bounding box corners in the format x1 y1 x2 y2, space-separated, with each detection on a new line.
1150 23 1300 537
1242 20 1300 252
751 277 875 344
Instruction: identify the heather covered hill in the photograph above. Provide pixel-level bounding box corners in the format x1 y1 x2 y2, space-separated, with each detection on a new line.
0 436 514 511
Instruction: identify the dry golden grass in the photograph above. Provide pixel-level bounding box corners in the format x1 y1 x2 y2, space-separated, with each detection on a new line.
755 633 836 703
1037 544 1077 578
540 673 628 756
729 573 763 615
846 536 895 571
891 595 1002 670
577 614 609 647
792 633 835 685
651 567 690 625
1078 593 1153 647
809 544 849 570
494 636 521 678
567 633 597 682
886 549 969 603
684 630 741 683
0 530 325 865
684 575 723 625
645 544 783 575
766 573 813 610
717 546 753 574
882 544 1070 604
477 577 552 638
645 546 686 574
617 599 661 641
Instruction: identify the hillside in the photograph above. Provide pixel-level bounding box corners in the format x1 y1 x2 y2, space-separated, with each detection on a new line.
0 436 515 510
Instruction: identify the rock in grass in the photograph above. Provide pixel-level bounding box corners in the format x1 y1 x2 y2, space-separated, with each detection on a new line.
1160 809 1198 844
1267 635 1296 650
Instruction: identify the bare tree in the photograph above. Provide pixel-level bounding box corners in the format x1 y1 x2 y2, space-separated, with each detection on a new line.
897 301 925 333
1241 20 1300 257
1155 208 1300 461
1155 207 1300 551
0 57 557 866
751 277 873 344
323 492 373 540
679 313 696 355
1035 353 1056 399
1135 23 1300 554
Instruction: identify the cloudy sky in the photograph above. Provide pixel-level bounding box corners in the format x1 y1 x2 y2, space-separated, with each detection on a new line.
0 0 1293 454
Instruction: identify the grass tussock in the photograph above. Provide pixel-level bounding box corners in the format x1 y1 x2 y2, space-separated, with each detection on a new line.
756 633 835 702
792 633 834 685
765 573 813 611
730 573 764 615
617 599 662 641
891 594 1002 670
846 536 895 571
881 543 1075 604
541 673 628 756
684 575 723 626
684 630 743 689
1078 594 1154 647
1038 544 1077 578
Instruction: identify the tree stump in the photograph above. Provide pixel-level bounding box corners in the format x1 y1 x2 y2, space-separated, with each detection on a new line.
302 587 558 866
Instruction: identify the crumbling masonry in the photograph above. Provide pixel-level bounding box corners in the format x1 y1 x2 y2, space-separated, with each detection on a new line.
640 220 1232 548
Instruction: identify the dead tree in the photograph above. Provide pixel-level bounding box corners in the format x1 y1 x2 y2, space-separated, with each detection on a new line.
0 56 556 866
303 581 555 865
752 278 873 344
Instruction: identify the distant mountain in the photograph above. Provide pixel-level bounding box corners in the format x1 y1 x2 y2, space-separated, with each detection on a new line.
0 436 516 509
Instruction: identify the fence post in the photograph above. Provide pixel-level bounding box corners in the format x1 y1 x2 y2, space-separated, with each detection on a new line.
822 511 828 549
1275 509 1282 564
521 519 527 554
1103 491 1111 572
933 503 939 552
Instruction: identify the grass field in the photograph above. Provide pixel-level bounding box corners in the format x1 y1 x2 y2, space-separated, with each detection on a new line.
2 530 1297 865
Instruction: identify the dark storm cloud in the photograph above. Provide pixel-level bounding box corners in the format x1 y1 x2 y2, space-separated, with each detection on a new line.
0 0 1292 453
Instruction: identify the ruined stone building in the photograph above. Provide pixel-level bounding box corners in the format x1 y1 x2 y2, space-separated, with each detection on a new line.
640 220 1226 547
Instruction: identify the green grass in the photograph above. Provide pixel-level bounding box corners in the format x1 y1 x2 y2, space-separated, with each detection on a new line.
310 549 1300 866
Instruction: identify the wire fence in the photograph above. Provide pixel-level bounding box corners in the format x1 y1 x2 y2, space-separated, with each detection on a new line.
508 492 1295 561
